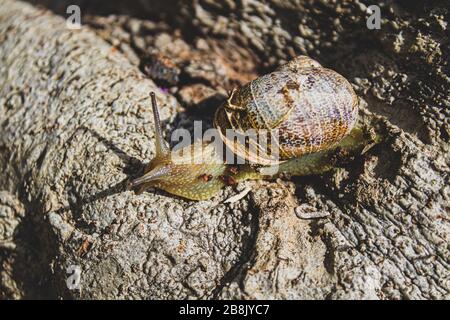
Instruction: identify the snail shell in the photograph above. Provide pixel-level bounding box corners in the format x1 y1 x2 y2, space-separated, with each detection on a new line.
214 56 358 165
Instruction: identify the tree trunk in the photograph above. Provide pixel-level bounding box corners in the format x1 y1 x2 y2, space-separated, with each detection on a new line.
0 0 448 299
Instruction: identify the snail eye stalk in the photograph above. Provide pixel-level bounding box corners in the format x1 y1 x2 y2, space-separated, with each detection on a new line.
150 92 170 158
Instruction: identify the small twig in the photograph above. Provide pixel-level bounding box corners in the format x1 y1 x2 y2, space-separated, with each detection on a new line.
295 204 330 219
224 186 252 203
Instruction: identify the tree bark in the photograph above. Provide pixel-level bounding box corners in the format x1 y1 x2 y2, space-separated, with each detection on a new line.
0 0 448 299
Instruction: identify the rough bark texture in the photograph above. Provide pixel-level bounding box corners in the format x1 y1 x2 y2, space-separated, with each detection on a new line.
0 0 449 299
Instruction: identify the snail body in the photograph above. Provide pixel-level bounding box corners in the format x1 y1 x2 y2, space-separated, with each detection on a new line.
131 56 366 200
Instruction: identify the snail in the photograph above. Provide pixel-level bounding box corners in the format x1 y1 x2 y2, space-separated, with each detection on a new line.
129 56 375 200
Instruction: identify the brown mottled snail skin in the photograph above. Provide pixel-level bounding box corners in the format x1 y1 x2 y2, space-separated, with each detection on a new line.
130 56 375 200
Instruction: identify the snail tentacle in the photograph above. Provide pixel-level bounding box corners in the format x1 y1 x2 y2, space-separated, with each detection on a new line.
150 92 170 157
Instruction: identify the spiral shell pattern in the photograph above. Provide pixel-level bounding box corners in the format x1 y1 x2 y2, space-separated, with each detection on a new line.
215 56 358 165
